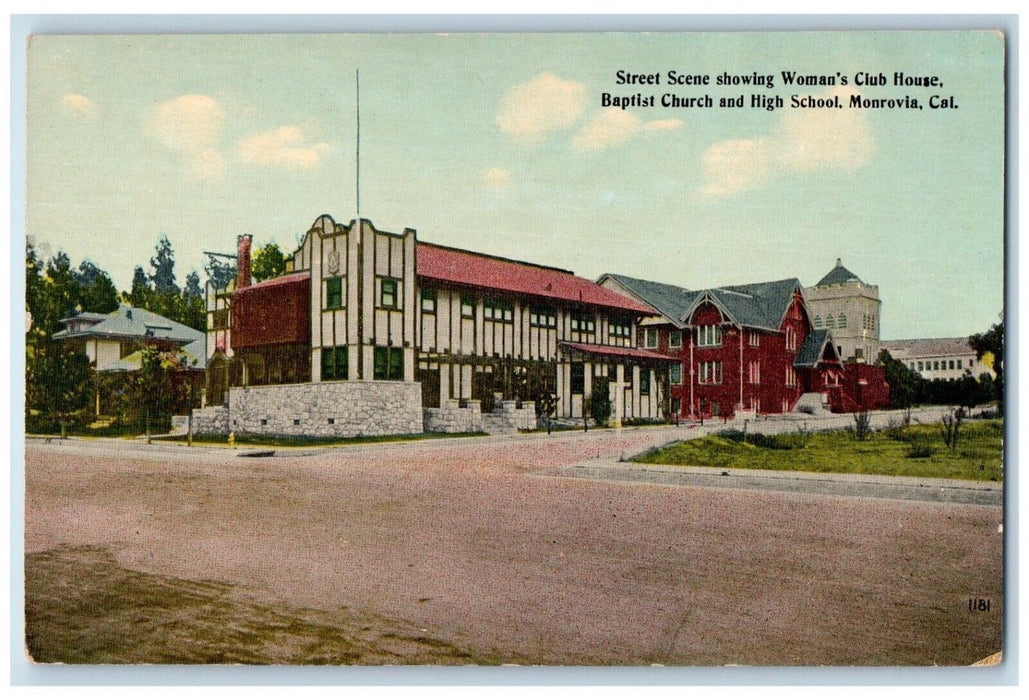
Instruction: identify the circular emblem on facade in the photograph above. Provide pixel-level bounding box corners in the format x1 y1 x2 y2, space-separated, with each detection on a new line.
327 250 341 274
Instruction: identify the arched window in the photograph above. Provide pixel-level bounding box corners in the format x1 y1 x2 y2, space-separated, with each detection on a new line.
826 315 836 329
838 313 847 329
813 315 822 328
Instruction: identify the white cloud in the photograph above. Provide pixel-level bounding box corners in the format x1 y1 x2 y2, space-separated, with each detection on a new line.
572 109 641 152
700 86 873 197
481 167 513 192
147 94 226 180
572 110 683 152
62 93 97 120
235 126 329 170
497 73 587 143
700 139 773 197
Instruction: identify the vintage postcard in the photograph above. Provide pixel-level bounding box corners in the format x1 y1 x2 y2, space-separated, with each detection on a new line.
20 27 1006 674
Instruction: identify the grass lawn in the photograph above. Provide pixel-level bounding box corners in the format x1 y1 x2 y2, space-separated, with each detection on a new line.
635 419 1004 481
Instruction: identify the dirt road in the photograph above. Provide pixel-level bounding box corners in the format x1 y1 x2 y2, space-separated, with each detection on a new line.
23 428 1004 665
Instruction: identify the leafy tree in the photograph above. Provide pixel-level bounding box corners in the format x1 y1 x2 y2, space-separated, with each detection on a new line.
877 349 918 409
969 322 1004 412
131 346 174 439
252 242 286 282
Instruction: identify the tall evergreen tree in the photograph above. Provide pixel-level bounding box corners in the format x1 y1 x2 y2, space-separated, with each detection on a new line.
126 266 152 309
149 235 179 295
73 260 120 314
179 270 206 331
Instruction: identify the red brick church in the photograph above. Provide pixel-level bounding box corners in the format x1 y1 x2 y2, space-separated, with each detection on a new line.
599 273 889 419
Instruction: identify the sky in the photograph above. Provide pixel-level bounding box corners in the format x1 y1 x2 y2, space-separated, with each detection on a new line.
25 30 1005 340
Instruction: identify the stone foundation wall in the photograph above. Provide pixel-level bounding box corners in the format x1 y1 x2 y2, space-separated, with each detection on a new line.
170 415 189 434
480 400 537 435
424 399 483 434
424 399 538 435
189 405 230 434
227 381 423 437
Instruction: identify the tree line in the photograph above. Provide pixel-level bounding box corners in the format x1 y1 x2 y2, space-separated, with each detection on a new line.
877 321 1004 415
25 234 287 434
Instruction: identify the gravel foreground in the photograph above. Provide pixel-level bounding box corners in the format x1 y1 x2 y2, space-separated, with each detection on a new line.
23 426 1004 666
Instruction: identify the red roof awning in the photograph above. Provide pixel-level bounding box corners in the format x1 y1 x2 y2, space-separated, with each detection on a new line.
233 271 310 295
560 341 679 362
417 243 655 314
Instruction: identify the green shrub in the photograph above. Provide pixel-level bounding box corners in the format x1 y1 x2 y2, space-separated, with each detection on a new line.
907 438 934 459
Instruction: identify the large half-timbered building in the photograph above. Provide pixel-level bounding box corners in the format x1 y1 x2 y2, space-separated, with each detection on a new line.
201 215 674 437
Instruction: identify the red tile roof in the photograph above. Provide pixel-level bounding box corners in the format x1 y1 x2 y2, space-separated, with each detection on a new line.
234 271 310 295
417 243 654 314
560 341 679 362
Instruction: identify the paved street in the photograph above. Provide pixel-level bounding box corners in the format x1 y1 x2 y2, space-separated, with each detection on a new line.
23 411 1004 665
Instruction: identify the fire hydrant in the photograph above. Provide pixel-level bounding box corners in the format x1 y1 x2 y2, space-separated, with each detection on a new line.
228 431 235 448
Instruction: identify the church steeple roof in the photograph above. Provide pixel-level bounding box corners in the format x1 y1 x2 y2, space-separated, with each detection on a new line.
816 258 864 286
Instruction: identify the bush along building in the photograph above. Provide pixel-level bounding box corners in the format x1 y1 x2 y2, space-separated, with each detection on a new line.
195 215 676 437
598 273 890 419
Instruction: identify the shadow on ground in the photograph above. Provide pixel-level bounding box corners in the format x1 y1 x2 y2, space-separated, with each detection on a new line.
25 546 494 665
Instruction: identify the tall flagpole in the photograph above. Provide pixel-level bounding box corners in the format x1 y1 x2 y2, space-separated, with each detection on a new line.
356 68 361 219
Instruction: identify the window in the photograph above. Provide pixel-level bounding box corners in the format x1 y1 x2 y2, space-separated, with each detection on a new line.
326 277 344 309
609 319 632 346
918 361 924 372
670 363 683 385
484 298 514 323
373 346 404 380
530 306 557 328
420 288 436 314
826 315 836 329
949 360 955 370
748 360 761 384
855 347 864 360
211 308 229 329
838 313 848 329
321 346 348 381
570 362 585 394
697 325 722 347
645 329 658 348
698 361 722 384
461 295 475 318
671 397 681 415
571 313 596 334
669 330 683 348
785 366 797 387
748 331 760 347
640 370 650 394
814 315 822 328
933 361 940 370
909 362 916 371
785 327 798 351
957 359 963 369
379 278 399 309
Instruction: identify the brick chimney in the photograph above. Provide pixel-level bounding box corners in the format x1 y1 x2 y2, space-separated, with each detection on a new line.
237 234 253 289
